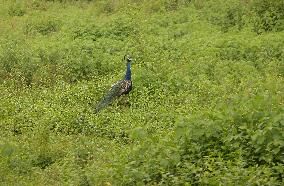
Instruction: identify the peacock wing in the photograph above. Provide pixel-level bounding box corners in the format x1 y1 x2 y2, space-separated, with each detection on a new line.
95 80 124 113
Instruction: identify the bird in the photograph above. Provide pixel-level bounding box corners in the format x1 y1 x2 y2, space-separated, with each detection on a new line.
95 55 132 113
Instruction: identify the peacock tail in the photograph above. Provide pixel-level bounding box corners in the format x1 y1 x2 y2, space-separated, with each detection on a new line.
96 80 125 113
95 55 132 113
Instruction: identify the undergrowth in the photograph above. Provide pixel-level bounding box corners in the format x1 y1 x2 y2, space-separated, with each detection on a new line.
0 0 283 185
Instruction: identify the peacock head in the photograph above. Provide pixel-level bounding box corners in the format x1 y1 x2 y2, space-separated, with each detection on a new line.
124 54 132 63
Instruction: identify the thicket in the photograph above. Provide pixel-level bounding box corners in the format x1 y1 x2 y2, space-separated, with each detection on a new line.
0 0 283 185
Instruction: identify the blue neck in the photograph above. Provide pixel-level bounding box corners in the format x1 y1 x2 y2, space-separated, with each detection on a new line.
125 62 131 80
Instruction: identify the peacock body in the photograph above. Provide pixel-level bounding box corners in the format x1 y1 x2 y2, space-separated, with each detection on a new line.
95 55 132 113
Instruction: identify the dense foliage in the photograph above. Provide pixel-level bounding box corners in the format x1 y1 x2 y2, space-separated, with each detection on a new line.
0 0 283 185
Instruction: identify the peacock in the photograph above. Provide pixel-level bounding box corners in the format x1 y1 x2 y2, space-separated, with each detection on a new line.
95 55 132 113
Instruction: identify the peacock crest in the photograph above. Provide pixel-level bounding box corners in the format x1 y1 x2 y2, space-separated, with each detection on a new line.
95 55 132 113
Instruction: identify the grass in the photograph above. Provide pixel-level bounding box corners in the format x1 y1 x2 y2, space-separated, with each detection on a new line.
0 0 283 185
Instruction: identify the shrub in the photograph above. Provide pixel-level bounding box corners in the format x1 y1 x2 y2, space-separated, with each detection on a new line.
221 5 246 32
28 0 49 11
112 93 284 184
96 0 120 14
0 43 19 74
251 0 284 34
206 0 247 32
8 3 26 17
24 17 60 35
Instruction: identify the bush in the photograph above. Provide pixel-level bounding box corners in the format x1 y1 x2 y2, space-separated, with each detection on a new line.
251 0 284 34
8 3 26 17
112 93 284 185
222 5 245 32
24 17 60 35
205 0 247 32
216 37 283 63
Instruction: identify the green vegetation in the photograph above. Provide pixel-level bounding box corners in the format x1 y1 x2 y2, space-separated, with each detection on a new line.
0 0 283 185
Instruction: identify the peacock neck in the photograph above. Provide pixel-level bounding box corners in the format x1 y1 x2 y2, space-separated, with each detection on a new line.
125 61 131 80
